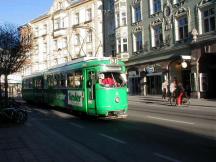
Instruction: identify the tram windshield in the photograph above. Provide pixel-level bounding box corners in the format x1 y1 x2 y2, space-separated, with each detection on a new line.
98 72 127 87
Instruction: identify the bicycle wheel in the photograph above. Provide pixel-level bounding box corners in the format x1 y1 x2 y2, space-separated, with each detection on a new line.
14 110 25 124
182 97 190 107
169 96 177 106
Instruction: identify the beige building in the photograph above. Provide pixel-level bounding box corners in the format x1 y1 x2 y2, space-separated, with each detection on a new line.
22 0 104 76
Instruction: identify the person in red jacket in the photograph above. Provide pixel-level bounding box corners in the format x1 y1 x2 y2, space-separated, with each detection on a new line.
102 76 115 86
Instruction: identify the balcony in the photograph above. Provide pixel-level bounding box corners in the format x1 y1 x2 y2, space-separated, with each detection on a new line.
53 27 67 37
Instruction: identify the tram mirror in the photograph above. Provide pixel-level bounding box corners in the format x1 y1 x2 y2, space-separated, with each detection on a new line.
87 80 92 88
90 73 95 79
98 73 104 79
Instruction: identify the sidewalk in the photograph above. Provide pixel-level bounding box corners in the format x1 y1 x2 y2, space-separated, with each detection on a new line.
128 95 216 108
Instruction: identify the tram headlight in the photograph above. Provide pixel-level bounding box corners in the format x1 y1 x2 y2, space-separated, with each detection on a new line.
115 97 120 103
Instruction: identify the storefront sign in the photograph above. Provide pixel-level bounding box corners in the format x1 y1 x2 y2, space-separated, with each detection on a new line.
146 66 154 74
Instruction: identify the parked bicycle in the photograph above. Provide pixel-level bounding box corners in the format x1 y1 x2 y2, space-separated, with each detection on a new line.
0 100 28 124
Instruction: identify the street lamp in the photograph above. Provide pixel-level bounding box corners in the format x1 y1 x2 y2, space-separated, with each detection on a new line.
181 55 191 69
181 61 188 68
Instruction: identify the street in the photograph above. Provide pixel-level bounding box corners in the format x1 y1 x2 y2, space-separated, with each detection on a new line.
0 97 215 162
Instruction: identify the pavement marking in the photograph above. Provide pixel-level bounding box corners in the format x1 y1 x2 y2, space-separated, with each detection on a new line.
99 133 127 144
154 153 182 162
147 116 195 125
69 123 84 129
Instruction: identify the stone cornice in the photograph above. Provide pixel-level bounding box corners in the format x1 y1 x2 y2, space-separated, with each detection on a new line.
30 14 50 24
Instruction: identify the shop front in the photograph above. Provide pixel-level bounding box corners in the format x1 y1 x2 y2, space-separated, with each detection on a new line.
127 55 193 97
191 40 216 99
127 68 141 95
144 64 167 95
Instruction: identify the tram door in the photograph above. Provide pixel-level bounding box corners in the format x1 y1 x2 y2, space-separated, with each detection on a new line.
86 70 96 113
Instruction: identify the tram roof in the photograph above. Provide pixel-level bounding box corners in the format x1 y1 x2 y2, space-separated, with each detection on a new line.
46 56 124 73
23 57 125 78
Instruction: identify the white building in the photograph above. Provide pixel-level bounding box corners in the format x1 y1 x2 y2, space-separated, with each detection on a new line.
22 0 104 76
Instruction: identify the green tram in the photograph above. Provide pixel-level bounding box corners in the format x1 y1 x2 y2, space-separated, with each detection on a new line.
22 57 128 119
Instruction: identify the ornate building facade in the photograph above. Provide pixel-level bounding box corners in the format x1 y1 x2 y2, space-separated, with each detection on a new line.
126 0 216 98
22 0 104 76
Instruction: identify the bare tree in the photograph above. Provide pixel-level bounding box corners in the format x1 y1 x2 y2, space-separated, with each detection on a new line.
0 24 32 103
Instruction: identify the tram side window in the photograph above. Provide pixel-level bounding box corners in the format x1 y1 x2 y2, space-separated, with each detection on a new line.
54 74 60 87
29 79 33 88
47 75 54 88
60 74 66 88
67 71 82 88
35 78 42 89
53 74 66 88
67 72 75 88
23 79 30 89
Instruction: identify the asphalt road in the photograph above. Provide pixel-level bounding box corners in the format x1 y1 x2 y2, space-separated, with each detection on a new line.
0 101 215 162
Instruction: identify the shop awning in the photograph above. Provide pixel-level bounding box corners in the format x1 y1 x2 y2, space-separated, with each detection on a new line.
126 53 182 67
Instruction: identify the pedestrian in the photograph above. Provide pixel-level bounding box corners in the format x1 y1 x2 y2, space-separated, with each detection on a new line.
170 77 178 98
176 82 184 106
162 80 168 100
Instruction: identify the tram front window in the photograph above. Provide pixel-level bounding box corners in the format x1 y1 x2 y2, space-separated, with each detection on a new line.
98 72 127 87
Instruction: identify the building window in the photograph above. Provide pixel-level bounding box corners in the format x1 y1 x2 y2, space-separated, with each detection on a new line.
122 12 127 26
123 38 128 52
117 38 121 53
178 17 188 40
116 13 120 27
75 12 79 25
109 0 114 10
173 0 179 4
63 17 68 28
154 0 161 13
132 3 142 23
53 40 58 50
34 44 39 53
54 18 61 30
203 7 215 33
42 24 47 35
57 2 63 10
117 38 128 53
74 34 80 46
154 25 163 47
42 43 47 53
150 0 162 15
86 8 92 21
34 27 39 37
62 38 67 48
152 24 163 47
133 32 143 52
115 3 119 12
86 30 92 43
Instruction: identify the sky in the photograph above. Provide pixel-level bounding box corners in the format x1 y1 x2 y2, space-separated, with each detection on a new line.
0 0 53 26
